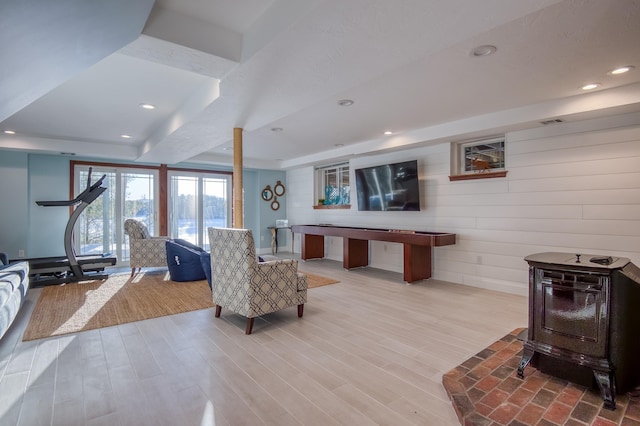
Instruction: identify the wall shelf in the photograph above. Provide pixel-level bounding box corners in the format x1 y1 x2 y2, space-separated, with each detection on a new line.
313 204 351 210
449 171 508 181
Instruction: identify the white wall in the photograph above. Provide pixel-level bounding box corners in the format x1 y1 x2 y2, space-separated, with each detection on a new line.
286 112 640 295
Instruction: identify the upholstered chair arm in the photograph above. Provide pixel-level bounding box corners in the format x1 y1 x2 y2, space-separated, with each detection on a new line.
254 259 302 288
296 272 308 292
244 260 307 318
256 260 308 292
258 259 309 291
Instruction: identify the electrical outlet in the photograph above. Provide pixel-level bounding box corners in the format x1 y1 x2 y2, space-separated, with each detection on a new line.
18 249 25 257
260 236 264 241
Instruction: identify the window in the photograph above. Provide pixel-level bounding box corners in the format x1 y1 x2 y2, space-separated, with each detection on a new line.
450 136 507 181
315 163 350 206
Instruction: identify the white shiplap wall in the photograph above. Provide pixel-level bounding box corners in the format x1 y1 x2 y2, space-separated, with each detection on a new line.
286 113 640 295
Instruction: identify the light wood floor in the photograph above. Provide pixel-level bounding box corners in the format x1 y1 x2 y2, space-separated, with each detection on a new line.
0 257 527 426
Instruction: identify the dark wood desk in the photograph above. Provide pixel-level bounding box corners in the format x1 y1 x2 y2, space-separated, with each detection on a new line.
291 225 456 283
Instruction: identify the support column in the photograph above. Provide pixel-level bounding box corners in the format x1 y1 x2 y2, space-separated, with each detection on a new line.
233 127 243 228
159 164 168 236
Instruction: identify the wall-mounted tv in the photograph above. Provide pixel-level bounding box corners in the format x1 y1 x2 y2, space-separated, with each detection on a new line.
355 160 420 211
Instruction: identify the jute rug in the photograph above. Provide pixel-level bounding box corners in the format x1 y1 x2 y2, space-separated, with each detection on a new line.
23 272 213 341
305 272 339 288
23 270 339 341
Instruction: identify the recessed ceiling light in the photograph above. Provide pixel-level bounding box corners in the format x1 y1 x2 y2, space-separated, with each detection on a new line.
470 45 497 57
608 65 634 75
384 131 393 135
120 134 132 139
3 130 16 134
334 143 344 147
337 99 354 107
580 83 600 90
139 103 156 110
271 127 283 132
223 147 232 151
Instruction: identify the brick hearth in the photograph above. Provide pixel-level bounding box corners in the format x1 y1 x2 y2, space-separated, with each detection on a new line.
442 328 640 426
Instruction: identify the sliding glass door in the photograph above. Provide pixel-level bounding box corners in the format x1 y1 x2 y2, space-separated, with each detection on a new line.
73 165 158 264
75 168 116 257
121 171 158 260
73 163 230 263
168 171 231 250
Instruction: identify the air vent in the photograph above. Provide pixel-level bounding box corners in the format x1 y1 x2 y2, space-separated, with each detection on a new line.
540 119 564 125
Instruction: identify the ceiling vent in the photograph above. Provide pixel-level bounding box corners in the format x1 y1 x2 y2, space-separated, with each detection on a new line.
540 119 564 125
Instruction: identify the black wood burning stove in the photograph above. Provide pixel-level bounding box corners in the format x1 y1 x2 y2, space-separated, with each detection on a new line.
517 252 640 410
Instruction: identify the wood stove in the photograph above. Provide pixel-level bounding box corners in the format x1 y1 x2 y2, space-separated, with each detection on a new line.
517 252 640 410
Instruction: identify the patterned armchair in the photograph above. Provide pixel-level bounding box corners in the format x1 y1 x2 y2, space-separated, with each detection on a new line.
124 219 170 277
208 227 307 334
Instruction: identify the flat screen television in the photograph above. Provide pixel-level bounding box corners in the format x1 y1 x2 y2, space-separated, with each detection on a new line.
355 160 420 211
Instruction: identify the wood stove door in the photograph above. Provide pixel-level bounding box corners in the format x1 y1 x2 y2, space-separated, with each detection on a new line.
533 268 609 358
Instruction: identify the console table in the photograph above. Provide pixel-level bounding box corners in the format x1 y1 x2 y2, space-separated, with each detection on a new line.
267 226 292 254
291 225 456 283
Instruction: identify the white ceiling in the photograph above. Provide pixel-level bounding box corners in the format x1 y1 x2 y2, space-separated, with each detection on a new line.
2 0 640 170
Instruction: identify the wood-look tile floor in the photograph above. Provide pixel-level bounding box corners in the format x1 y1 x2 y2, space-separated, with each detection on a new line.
0 258 527 425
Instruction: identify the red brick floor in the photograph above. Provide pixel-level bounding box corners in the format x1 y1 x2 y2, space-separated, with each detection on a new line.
442 328 640 426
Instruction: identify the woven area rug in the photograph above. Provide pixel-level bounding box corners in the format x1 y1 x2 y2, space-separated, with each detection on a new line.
23 272 213 341
23 270 339 341
305 272 339 288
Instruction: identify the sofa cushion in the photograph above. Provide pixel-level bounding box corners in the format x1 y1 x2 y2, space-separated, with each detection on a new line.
0 261 29 340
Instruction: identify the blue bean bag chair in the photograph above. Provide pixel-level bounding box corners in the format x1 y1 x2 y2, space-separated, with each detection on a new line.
166 239 207 282
199 251 212 289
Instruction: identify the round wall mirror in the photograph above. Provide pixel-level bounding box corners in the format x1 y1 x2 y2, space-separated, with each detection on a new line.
271 197 280 211
261 185 273 201
274 180 286 197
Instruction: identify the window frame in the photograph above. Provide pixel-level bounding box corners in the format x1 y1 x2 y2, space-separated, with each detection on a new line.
72 163 160 265
449 136 508 181
71 160 233 261
314 162 351 208
167 170 232 249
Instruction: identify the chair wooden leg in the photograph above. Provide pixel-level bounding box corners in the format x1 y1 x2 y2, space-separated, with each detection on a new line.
245 317 254 335
298 304 304 317
130 268 135 277
214 305 221 317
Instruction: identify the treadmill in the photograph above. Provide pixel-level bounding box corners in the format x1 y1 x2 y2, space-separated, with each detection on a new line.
28 168 117 286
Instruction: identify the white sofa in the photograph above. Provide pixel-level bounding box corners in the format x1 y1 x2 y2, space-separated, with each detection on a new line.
0 257 29 340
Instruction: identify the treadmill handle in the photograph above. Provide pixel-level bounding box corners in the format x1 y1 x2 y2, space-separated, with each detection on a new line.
36 169 107 207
